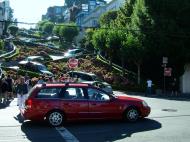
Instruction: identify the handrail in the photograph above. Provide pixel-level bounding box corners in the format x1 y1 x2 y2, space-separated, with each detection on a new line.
97 54 137 77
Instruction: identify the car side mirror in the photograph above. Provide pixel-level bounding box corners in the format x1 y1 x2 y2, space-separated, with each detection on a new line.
109 96 115 102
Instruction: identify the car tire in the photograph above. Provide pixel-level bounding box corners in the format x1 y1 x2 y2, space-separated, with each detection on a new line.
124 107 139 122
47 111 64 127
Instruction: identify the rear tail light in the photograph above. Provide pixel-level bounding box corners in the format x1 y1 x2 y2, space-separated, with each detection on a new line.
25 99 32 109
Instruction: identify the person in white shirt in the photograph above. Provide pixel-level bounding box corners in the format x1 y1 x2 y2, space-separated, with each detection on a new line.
146 79 152 96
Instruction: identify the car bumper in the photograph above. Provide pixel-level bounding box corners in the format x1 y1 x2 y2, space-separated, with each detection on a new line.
140 106 151 118
23 109 32 120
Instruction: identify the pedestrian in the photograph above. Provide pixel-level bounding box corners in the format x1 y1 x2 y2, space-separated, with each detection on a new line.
0 74 8 103
37 75 45 84
16 76 28 111
171 78 178 96
25 75 32 91
146 78 152 96
6 74 14 100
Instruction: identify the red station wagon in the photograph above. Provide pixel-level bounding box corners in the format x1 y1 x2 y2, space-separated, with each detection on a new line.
23 83 151 127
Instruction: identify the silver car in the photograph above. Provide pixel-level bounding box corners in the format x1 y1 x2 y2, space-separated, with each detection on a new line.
67 71 113 94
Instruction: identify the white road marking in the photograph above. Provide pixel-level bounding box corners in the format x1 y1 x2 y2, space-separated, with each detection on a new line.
55 127 79 142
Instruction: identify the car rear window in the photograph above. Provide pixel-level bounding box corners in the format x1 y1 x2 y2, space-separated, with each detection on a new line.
36 88 62 99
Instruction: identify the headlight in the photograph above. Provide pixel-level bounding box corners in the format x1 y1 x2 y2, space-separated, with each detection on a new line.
142 101 149 107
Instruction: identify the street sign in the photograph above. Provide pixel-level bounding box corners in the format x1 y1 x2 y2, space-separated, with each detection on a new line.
68 58 78 69
163 57 168 64
164 67 172 76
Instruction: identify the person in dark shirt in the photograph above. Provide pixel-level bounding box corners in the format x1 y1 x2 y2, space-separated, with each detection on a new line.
6 74 14 100
0 74 8 103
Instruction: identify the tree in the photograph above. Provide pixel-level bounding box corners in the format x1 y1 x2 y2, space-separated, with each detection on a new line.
8 25 19 36
99 10 118 27
53 25 64 44
42 21 54 35
92 29 108 56
82 29 95 51
117 0 136 27
0 40 4 50
37 20 48 31
59 23 79 43
124 33 144 84
105 30 124 67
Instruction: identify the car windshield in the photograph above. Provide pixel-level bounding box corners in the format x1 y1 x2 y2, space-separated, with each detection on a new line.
68 50 76 54
37 64 47 71
92 75 103 82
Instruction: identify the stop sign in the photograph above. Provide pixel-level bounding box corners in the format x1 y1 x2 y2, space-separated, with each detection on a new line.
68 58 78 68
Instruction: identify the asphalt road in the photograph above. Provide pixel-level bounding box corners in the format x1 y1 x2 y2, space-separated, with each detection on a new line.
1 91 190 142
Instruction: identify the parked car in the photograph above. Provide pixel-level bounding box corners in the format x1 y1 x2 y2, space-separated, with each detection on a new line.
25 56 44 62
23 83 151 127
67 71 113 94
19 60 53 76
64 48 83 58
82 81 113 94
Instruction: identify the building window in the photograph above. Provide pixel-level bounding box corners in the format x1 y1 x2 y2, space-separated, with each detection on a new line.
55 8 61 14
0 8 3 16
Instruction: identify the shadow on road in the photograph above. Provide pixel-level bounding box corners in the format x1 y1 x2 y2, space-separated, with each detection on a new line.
0 100 12 109
20 118 161 142
64 118 162 142
21 121 64 142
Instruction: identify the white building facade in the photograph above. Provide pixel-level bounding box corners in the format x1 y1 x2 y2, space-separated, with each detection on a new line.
106 0 125 11
0 0 10 36
180 64 190 94
81 0 125 28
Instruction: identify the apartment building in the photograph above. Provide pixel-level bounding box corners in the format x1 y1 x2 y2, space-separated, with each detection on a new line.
79 0 125 28
42 6 67 23
0 0 10 36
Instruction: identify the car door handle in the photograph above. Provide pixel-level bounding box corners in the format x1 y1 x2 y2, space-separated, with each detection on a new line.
91 103 97 105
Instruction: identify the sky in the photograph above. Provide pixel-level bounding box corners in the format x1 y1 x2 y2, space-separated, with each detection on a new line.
10 0 65 29
9 0 112 29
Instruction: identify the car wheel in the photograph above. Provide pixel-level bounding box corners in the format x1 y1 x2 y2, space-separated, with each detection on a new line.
48 111 64 127
124 108 139 122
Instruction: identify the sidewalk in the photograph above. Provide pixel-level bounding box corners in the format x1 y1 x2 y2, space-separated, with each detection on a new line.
126 91 190 101
0 98 22 126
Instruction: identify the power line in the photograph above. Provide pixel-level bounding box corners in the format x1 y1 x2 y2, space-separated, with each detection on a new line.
1 20 190 38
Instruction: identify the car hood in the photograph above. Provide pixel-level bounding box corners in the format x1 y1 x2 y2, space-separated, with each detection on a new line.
114 94 142 102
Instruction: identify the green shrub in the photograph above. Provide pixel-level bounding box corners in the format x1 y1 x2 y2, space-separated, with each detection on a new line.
17 69 40 78
4 48 20 61
0 39 4 50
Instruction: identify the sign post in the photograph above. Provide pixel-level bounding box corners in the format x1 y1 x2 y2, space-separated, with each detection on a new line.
162 57 168 95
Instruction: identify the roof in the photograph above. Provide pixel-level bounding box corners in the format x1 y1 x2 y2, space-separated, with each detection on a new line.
68 71 96 76
38 83 90 88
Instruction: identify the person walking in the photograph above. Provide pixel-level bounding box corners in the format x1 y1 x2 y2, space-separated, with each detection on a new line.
6 74 14 100
16 77 28 111
0 74 8 104
37 75 45 84
171 78 178 96
146 78 153 96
